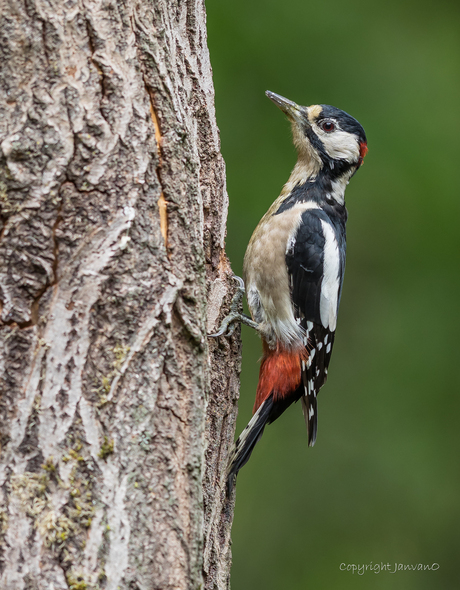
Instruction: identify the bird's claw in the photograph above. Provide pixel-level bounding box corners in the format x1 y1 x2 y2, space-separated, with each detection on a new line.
208 276 259 337
209 313 239 338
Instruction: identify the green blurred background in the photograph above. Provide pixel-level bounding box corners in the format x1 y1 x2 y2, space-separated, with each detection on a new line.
206 0 460 588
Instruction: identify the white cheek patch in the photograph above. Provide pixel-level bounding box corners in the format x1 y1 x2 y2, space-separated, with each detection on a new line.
314 126 360 163
319 220 340 331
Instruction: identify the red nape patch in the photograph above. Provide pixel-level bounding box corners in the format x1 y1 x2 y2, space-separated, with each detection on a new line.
253 340 308 413
358 141 368 166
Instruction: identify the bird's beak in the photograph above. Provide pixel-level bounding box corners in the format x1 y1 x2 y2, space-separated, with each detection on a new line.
265 91 309 127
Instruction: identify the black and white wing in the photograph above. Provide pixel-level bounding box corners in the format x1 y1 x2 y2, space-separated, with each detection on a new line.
285 208 346 446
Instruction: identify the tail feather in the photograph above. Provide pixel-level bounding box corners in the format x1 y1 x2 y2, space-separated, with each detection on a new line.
226 392 300 495
226 398 273 495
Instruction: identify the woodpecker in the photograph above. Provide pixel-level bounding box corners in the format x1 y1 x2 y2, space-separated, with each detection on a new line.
216 91 367 493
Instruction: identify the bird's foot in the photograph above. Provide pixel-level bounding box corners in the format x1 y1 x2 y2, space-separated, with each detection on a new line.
208 276 259 337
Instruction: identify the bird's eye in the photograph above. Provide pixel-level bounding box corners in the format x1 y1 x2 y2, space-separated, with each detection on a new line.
320 120 336 133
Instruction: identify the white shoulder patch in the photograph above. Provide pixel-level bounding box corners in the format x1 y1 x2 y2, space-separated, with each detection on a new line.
319 220 340 331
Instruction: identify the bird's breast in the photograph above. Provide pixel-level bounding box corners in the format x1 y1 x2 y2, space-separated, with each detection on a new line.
243 201 319 348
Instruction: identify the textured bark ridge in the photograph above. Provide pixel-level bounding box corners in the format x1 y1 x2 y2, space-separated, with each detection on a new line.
0 0 240 588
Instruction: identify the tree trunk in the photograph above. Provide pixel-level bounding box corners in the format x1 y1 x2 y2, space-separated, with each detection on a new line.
0 0 240 588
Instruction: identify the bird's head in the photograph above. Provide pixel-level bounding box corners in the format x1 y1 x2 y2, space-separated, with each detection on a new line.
266 91 367 178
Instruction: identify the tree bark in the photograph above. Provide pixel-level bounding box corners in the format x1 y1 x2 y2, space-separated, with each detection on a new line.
0 0 240 588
